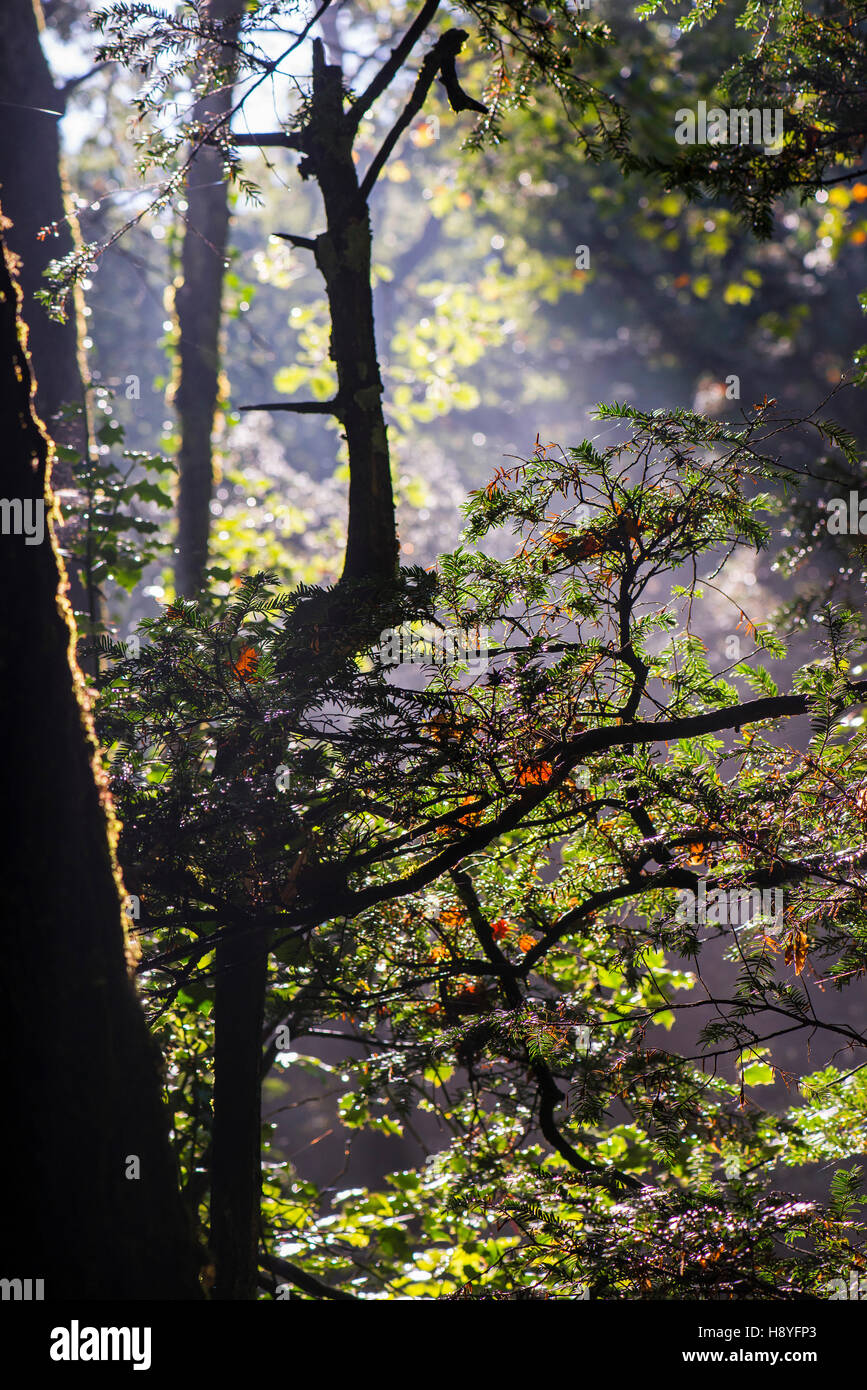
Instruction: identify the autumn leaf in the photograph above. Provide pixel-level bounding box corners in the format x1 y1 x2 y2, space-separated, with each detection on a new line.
425 712 459 744
574 532 606 560
517 761 554 786
543 529 574 552
490 918 511 940
688 842 706 865
440 907 465 929
457 797 482 826
784 930 809 975
517 932 536 952
231 645 260 682
543 528 607 562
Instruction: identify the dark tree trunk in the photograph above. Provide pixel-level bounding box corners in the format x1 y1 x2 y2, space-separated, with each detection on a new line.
210 920 269 1299
304 39 400 582
0 0 98 643
0 222 202 1300
175 0 239 598
0 0 85 421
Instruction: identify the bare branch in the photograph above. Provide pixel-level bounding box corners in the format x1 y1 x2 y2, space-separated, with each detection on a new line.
59 64 110 105
229 130 302 149
260 1252 358 1300
347 0 441 130
360 29 472 200
238 398 339 414
273 233 317 250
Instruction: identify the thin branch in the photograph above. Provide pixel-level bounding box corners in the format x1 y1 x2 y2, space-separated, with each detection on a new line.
347 0 441 130
238 398 339 414
286 682 867 931
229 130 303 148
59 64 110 104
260 1252 358 1300
359 30 466 200
273 233 317 249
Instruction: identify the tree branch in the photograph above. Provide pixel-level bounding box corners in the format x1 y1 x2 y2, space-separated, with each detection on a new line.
260 1252 358 1300
238 398 339 414
273 233 317 250
58 65 110 106
230 130 303 149
287 683 867 928
449 870 640 1188
347 0 441 130
360 29 468 200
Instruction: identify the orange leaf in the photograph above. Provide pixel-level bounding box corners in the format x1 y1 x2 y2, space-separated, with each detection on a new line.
457 797 482 826
517 761 554 786
232 645 260 682
574 532 605 560
784 930 809 975
517 933 536 953
425 712 457 744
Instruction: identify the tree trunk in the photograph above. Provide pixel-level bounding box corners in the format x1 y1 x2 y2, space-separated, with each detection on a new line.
0 0 98 643
0 0 86 421
210 920 269 1299
174 0 239 597
304 39 400 582
0 220 202 1300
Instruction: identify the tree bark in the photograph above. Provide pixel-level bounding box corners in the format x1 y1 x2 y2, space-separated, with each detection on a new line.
0 0 86 421
210 920 269 1299
303 38 400 582
0 219 202 1300
0 0 98 642
175 0 239 597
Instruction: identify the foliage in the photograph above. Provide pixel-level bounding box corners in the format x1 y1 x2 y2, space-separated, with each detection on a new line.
90 395 867 1296
636 0 867 237
55 400 174 632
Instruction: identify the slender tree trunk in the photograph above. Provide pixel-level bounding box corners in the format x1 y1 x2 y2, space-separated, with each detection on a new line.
210 921 269 1299
175 0 239 597
0 221 202 1299
304 39 400 582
